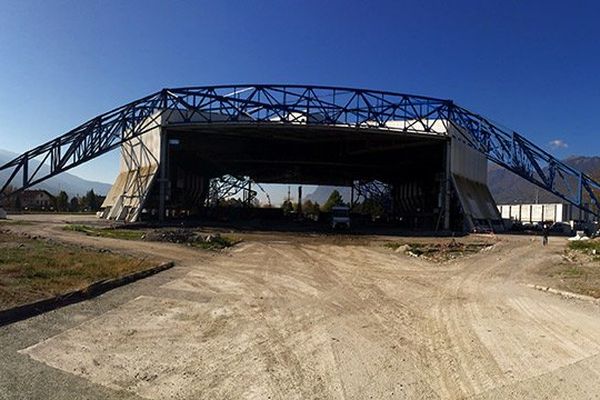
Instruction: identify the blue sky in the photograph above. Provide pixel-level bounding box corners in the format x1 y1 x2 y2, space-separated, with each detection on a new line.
0 0 599 200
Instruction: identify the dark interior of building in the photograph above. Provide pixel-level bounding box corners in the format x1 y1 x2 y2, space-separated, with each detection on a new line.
141 125 465 231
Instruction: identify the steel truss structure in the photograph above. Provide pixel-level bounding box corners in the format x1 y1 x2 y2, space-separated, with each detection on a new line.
208 175 271 207
352 180 393 210
1 85 598 217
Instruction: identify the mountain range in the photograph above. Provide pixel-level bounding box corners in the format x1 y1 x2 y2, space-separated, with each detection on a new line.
0 149 112 197
489 156 600 204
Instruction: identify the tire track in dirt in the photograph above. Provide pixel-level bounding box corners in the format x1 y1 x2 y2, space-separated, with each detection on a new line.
419 240 535 397
9 216 600 399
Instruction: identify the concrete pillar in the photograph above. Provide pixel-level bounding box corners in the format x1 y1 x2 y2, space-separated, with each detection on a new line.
158 129 168 222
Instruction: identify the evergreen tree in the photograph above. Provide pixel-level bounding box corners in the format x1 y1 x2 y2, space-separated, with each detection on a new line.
70 197 80 212
322 190 345 212
302 199 320 219
84 189 98 211
56 191 69 211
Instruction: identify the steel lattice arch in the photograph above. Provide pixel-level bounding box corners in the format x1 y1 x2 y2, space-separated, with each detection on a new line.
1 85 598 228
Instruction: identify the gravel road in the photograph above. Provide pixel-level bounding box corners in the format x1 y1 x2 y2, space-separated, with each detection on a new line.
1 215 600 399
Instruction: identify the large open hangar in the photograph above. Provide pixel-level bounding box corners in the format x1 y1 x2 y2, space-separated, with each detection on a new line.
1 85 599 231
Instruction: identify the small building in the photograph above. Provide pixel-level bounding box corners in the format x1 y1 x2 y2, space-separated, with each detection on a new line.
19 190 54 210
497 202 595 225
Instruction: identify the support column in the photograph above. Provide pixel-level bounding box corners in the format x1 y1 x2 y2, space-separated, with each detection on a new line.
158 129 168 222
22 158 28 188
443 139 452 231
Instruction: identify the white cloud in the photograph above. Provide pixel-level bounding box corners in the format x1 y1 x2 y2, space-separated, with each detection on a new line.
549 139 568 149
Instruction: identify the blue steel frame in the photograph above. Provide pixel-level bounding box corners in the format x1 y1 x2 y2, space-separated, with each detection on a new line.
0 85 598 217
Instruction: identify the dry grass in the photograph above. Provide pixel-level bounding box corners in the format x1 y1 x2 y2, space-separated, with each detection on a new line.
0 232 155 309
535 240 600 299
540 263 600 299
63 225 239 250
63 224 144 240
0 219 33 226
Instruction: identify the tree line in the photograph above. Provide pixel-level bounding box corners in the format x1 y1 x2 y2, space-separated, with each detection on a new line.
54 190 105 212
1 185 105 212
281 189 386 219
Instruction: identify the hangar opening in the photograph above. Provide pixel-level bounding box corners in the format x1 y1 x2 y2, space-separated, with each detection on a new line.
99 111 501 232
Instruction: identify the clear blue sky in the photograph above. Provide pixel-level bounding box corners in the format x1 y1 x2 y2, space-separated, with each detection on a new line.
1 0 599 193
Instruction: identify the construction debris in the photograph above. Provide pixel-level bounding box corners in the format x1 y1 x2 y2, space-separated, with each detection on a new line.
389 239 494 262
568 231 590 241
141 229 200 244
141 229 238 250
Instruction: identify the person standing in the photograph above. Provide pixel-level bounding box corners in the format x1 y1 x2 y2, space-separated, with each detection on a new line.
542 223 549 246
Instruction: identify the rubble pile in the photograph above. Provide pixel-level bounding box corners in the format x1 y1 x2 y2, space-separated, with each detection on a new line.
141 229 201 244
394 240 494 262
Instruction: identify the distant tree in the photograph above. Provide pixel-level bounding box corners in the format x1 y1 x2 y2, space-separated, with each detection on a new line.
302 199 314 214
83 189 98 211
281 199 294 215
322 190 345 212
353 198 385 219
69 197 80 212
302 199 320 219
56 191 69 212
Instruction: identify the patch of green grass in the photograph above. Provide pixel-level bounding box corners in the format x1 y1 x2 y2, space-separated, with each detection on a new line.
569 240 599 250
63 224 144 240
568 240 600 263
192 235 240 251
0 232 155 309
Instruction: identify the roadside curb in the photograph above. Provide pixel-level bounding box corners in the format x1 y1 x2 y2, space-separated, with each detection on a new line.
0 261 175 327
526 284 599 304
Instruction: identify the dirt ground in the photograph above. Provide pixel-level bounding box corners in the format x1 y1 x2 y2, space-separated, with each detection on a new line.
1 214 600 399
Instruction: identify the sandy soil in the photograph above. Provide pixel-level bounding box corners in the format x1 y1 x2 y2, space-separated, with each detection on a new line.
3 214 600 399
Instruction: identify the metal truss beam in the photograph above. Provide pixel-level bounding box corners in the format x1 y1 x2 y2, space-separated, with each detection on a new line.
352 180 392 209
1 85 598 217
208 175 271 207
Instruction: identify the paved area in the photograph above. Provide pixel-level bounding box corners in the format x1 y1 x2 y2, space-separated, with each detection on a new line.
1 215 600 399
